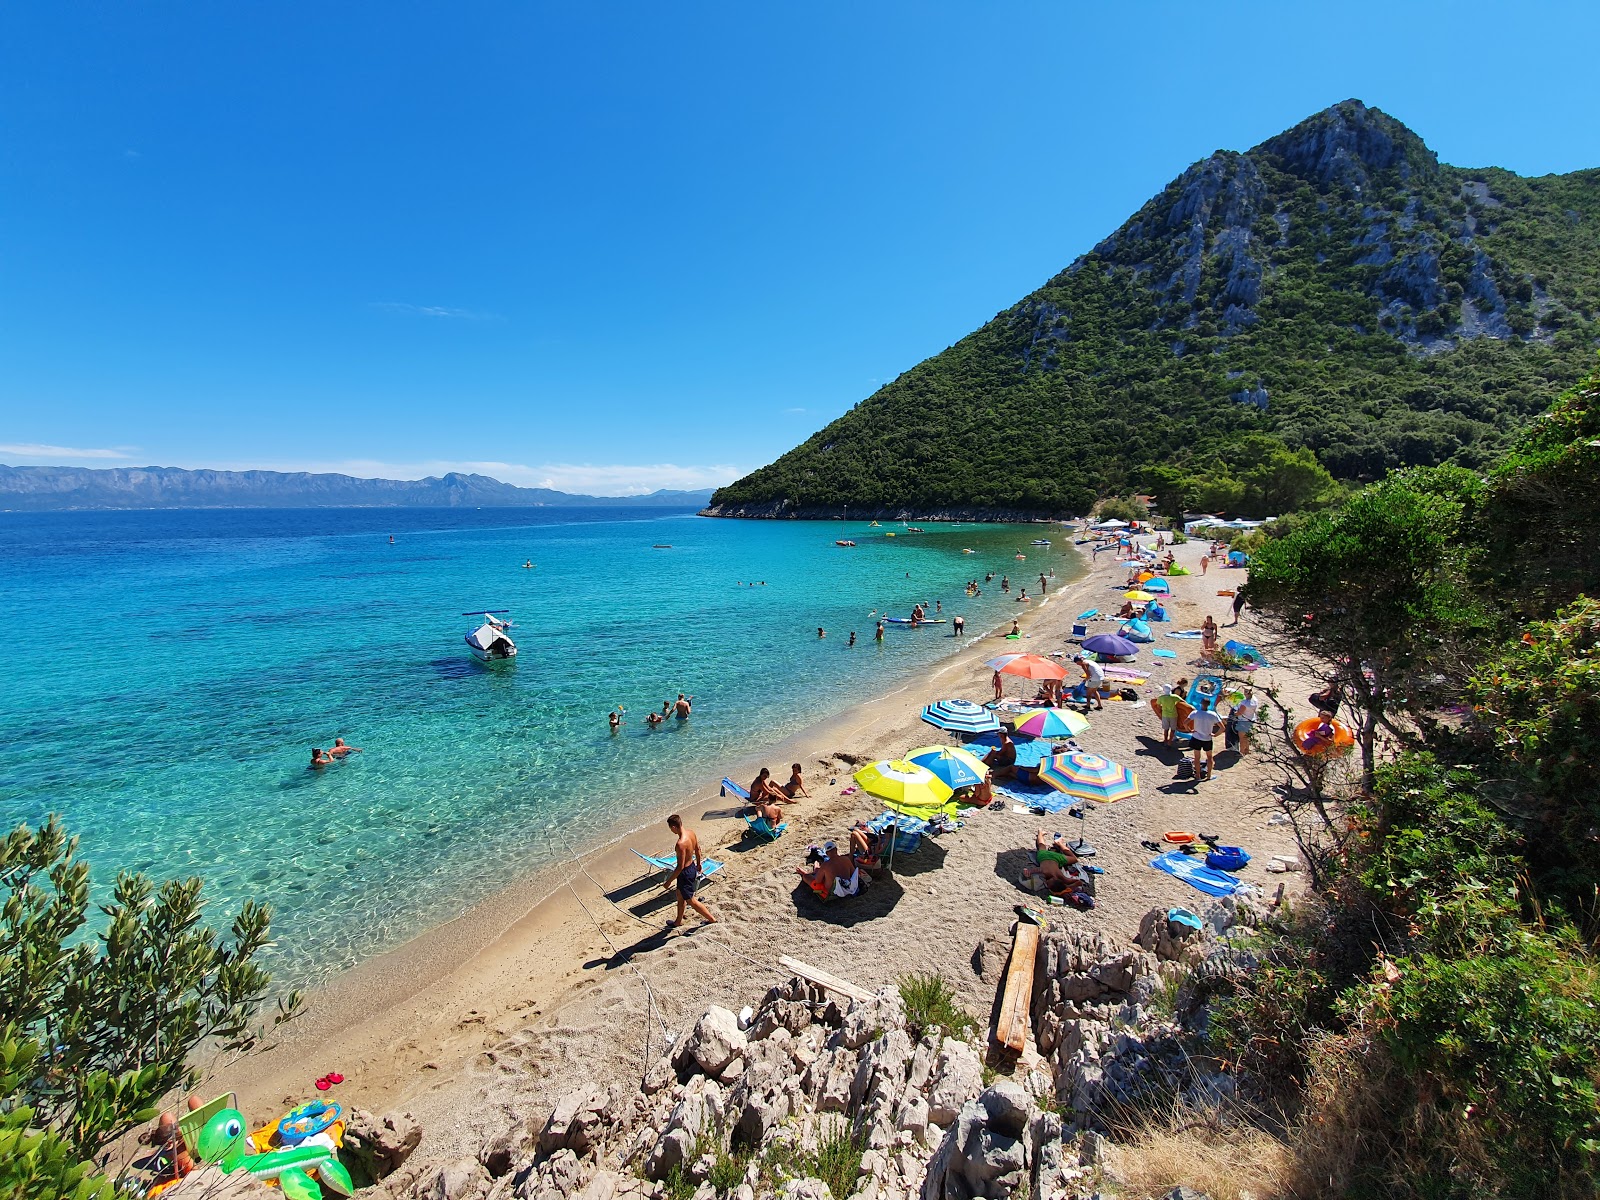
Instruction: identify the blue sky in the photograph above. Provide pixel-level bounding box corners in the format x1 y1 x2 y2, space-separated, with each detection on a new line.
2 2 1596 494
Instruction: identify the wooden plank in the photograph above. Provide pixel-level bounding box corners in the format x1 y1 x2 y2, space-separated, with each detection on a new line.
995 920 1041 1053
778 955 875 1004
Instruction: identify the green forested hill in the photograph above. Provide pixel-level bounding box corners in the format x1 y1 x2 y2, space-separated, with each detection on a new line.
708 100 1600 519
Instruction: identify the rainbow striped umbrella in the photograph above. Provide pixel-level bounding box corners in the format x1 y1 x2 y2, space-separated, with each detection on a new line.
1036 752 1139 803
1011 708 1090 739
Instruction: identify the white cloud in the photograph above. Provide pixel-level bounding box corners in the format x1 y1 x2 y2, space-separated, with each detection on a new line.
370 302 498 320
0 443 134 461
783 407 809 414
205 457 744 497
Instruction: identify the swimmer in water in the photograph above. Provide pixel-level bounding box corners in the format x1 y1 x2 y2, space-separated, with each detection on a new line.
309 748 334 769
672 693 693 719
818 627 825 638
645 710 664 726
524 560 533 569
609 711 621 732
848 631 856 646
329 737 362 758
875 621 885 642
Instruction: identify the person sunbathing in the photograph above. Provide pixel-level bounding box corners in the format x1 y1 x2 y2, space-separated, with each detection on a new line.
982 730 1018 780
748 767 787 806
848 821 888 864
782 762 810 799
1302 710 1339 752
1117 600 1136 619
797 841 862 898
1022 831 1089 899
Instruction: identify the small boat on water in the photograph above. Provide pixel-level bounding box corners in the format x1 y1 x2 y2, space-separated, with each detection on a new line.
1030 539 1051 546
906 526 926 533
835 539 856 547
464 611 517 662
869 521 881 527
652 544 672 548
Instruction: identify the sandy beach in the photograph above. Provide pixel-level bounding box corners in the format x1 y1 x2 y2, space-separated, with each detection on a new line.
218 531 1310 1170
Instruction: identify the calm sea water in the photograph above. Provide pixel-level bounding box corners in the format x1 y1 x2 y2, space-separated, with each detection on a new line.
0 507 1080 983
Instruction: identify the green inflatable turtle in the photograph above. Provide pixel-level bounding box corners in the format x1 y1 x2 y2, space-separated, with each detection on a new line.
192 1105 355 1200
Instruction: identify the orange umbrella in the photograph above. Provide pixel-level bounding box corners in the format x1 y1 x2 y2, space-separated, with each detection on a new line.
987 653 1068 681
1137 571 1155 583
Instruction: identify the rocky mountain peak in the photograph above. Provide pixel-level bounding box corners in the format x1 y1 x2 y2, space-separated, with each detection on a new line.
1254 99 1436 189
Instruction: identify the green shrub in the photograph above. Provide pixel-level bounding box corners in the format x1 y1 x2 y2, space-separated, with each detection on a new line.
898 973 976 1042
808 1120 866 1200
708 1141 749 1193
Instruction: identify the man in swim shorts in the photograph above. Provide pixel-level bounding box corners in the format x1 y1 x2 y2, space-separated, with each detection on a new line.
982 730 1018 780
672 693 692 718
329 737 362 758
663 814 717 929
1185 699 1224 780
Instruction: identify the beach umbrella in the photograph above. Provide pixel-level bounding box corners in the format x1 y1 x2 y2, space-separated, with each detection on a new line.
854 760 956 814
1037 752 1140 803
1123 590 1156 601
1011 708 1090 739
905 744 989 790
920 699 1001 736
989 654 1068 681
1137 572 1155 583
1081 633 1138 658
984 653 1026 670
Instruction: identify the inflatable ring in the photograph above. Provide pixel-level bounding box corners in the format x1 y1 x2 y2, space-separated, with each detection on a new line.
1295 717 1355 756
1163 831 1196 845
278 1101 341 1143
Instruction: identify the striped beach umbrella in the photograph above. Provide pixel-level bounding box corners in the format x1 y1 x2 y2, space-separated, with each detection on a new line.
1011 708 1090 739
987 653 1068 681
1037 752 1140 803
920 698 1002 735
854 760 956 815
905 745 989 790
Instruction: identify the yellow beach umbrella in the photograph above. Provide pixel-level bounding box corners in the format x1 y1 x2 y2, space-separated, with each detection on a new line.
854 759 956 816
1123 590 1156 601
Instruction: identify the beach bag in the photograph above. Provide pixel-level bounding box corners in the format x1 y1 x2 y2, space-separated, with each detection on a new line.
1119 687 1138 701
1205 846 1251 872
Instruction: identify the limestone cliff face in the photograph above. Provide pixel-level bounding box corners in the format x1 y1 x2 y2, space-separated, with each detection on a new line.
712 100 1600 518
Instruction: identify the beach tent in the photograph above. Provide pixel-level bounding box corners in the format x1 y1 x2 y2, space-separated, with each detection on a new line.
1094 519 1129 529
1227 550 1249 567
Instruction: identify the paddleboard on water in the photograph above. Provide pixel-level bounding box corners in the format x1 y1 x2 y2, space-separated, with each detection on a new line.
884 618 948 625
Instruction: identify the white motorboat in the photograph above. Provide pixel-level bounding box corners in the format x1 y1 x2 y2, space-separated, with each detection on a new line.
464 611 517 661
1030 539 1051 546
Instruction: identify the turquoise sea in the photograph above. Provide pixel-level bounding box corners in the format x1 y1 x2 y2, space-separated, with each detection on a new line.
0 508 1080 983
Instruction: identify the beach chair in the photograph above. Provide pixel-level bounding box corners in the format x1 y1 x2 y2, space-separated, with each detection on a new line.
1070 623 1088 639
720 777 750 800
743 813 788 842
632 849 724 885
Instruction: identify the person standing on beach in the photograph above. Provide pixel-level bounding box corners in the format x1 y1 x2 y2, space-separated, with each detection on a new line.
993 670 1004 701
1229 585 1248 625
1185 700 1224 780
663 814 718 930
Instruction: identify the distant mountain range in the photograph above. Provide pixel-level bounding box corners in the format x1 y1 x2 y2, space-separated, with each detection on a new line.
0 464 714 511
709 99 1600 520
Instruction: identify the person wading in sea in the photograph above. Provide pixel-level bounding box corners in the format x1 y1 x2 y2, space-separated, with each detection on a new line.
663 813 718 930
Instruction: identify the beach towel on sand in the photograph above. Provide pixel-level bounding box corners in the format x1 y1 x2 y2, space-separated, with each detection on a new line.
1166 630 1204 639
994 780 1075 813
1149 852 1240 897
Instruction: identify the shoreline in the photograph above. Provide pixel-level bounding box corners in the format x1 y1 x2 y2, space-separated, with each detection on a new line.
216 531 1310 1174
220 529 1091 1118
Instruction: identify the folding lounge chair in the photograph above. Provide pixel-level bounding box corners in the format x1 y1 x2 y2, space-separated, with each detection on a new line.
632 849 724 884
724 778 787 840
744 813 788 841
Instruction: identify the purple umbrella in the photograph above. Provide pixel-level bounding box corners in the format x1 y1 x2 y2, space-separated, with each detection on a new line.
1082 633 1138 658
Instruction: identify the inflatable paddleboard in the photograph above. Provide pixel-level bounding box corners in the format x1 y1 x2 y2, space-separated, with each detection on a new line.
884 618 948 625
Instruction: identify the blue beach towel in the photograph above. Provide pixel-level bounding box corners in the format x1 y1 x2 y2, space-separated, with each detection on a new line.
1152 648 1177 659
1149 852 1240 897
1166 630 1204 639
1077 608 1099 620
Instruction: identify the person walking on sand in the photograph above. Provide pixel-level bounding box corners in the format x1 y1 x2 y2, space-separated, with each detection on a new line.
663 814 718 930
1229 687 1260 755
1229 585 1248 625
1200 554 1209 576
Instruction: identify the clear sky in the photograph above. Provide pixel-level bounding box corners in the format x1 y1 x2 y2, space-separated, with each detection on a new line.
2 2 1596 494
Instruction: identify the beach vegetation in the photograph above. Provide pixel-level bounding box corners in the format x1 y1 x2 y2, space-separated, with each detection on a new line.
1221 363 1600 1198
805 1117 866 1200
898 973 976 1043
0 815 299 1179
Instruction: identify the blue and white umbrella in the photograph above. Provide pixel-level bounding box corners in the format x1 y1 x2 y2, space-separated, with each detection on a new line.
919 698 1002 735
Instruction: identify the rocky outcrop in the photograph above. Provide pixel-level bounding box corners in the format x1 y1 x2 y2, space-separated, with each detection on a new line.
394 903 1274 1200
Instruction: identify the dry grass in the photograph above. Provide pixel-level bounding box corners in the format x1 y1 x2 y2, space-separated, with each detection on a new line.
1103 1113 1295 1200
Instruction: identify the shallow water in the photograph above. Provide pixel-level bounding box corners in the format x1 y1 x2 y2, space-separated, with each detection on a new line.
0 508 1080 982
